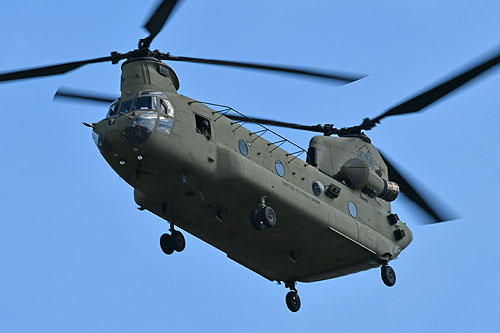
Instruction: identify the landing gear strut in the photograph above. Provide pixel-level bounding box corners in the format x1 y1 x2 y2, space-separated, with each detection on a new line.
250 196 277 231
284 281 301 312
160 226 185 255
381 264 396 287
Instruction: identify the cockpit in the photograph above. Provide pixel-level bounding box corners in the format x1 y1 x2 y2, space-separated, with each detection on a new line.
100 91 175 146
107 90 174 118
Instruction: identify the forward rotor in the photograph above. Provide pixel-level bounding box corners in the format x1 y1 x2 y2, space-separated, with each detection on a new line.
0 1 364 85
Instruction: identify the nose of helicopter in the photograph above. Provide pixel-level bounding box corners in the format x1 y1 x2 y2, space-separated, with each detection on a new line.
91 119 107 137
121 111 157 146
91 115 136 153
91 111 160 156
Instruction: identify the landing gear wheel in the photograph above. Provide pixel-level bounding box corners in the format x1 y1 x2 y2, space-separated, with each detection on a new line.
250 209 265 231
381 265 396 287
171 230 186 252
260 206 277 228
160 233 174 255
285 291 301 312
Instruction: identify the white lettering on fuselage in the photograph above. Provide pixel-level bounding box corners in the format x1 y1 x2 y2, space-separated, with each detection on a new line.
282 180 321 205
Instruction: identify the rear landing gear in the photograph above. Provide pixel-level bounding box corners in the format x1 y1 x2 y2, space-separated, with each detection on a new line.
381 264 396 287
250 196 277 230
261 206 277 227
160 229 185 255
250 209 265 230
284 281 301 312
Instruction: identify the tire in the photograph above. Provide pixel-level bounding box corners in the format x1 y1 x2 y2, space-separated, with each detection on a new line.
260 206 277 228
285 291 301 312
381 265 396 287
171 230 186 252
160 233 174 255
250 209 265 230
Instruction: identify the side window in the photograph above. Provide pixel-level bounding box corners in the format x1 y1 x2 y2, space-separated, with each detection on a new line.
275 160 285 177
160 99 175 117
195 114 212 140
157 98 175 136
107 100 119 117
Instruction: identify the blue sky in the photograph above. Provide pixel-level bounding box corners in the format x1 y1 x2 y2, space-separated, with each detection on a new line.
1 1 499 332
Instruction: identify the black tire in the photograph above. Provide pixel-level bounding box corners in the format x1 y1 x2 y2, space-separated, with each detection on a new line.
160 233 174 255
250 209 265 230
381 265 396 287
260 206 277 228
285 291 301 312
171 230 186 252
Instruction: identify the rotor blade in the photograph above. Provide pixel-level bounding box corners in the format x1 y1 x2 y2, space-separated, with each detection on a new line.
0 56 116 83
143 0 181 44
369 46 500 126
379 150 457 224
226 114 326 133
159 53 365 83
54 88 117 104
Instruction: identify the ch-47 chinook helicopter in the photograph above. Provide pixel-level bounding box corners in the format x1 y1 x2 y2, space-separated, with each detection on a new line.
2 0 500 312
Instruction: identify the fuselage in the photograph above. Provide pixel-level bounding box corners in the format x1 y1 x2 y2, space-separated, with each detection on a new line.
92 57 412 283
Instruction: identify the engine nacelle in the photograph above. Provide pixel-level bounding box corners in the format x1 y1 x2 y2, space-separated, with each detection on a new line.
339 158 399 201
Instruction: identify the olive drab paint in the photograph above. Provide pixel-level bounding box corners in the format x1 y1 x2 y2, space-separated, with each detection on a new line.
93 57 413 285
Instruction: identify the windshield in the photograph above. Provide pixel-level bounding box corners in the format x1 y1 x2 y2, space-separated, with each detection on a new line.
140 90 167 98
119 100 133 114
107 92 163 118
133 96 156 111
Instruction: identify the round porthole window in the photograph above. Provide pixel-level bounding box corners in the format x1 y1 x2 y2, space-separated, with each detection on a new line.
312 181 324 197
275 160 285 177
348 201 358 218
238 139 248 156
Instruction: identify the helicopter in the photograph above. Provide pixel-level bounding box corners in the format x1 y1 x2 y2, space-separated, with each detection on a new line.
2 0 500 313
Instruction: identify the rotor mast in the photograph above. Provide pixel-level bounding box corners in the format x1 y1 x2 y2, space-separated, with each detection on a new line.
121 57 180 94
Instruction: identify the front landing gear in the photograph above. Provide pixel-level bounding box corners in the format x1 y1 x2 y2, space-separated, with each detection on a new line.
286 291 301 312
160 229 185 255
171 230 186 252
284 281 301 312
160 233 175 255
381 264 396 287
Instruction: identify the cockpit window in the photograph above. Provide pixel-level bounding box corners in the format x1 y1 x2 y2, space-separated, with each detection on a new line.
107 99 119 117
119 100 133 114
140 90 167 98
134 96 156 111
109 93 167 117
159 99 174 117
157 117 174 134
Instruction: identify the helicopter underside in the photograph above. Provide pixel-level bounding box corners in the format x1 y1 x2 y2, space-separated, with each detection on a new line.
135 184 381 283
97 126 388 283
